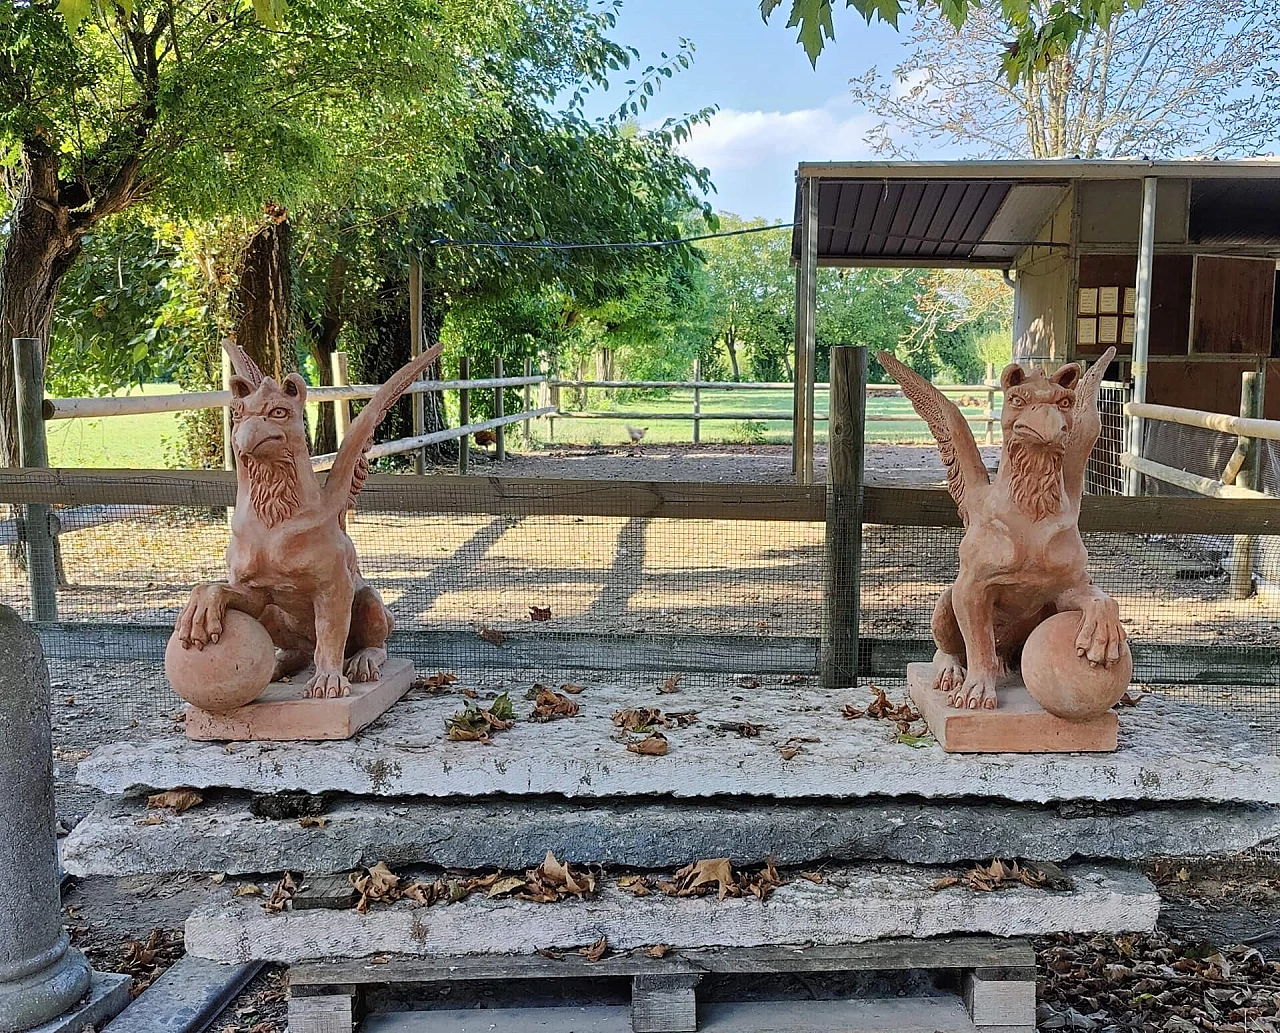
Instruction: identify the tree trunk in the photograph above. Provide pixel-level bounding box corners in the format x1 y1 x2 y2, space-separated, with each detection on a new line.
304 253 346 456
232 207 295 382
0 144 85 468
724 332 741 382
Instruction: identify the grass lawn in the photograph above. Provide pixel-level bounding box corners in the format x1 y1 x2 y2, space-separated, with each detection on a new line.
46 383 184 468
544 386 999 447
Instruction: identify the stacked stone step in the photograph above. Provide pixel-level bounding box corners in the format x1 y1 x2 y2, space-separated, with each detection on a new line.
66 677 1280 1032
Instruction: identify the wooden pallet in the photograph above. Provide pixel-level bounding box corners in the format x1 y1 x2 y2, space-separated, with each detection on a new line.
287 937 1037 1033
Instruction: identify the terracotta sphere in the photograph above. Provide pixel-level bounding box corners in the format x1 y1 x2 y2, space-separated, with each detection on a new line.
165 609 275 713
1021 611 1133 721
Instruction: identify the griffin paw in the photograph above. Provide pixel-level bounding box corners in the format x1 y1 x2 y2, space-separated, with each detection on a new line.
344 648 385 683
1075 599 1126 668
306 669 351 698
951 672 998 711
932 653 966 696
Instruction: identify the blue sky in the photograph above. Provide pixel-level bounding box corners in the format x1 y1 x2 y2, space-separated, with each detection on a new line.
586 0 919 220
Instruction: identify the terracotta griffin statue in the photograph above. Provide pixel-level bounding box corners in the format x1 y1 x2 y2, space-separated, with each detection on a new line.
877 346 1125 712
174 339 442 698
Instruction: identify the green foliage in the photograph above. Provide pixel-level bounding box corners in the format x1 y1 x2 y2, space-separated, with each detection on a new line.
47 219 196 397
759 0 1145 81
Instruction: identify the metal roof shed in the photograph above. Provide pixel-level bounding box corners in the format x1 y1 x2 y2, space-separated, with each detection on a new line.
790 159 1280 487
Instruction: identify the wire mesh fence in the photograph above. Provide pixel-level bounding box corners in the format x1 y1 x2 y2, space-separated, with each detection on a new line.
1085 381 1129 496
3 474 1277 748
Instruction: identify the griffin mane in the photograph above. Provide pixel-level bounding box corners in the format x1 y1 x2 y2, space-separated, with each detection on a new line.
241 450 301 527
1008 440 1063 521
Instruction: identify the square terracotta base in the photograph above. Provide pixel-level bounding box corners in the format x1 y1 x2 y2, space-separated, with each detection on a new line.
907 662 1118 754
185 657 414 742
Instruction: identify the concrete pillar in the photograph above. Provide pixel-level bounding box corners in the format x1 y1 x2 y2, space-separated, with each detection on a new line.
0 606 91 1032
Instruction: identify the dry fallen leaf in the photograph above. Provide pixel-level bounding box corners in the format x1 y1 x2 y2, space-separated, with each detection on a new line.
536 947 565 960
350 862 402 913
840 703 865 720
735 721 761 738
734 675 760 690
618 874 650 897
419 671 458 692
478 625 505 647
799 871 824 884
529 605 552 622
1116 692 1142 707
486 875 528 898
581 935 608 962
627 733 669 756
233 884 263 897
645 944 671 958
134 814 165 826
782 674 808 686
560 682 586 694
777 741 803 761
660 673 683 694
263 872 296 913
146 788 203 813
613 707 666 731
298 816 327 828
529 685 580 723
660 858 785 902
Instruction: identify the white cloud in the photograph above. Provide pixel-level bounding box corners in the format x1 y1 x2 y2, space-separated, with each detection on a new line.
677 98 878 219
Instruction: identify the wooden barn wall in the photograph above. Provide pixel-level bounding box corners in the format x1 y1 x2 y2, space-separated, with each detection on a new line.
1190 256 1275 355
1076 254 1193 357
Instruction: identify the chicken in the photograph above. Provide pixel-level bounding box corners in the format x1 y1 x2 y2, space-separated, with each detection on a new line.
624 424 648 445
473 429 497 448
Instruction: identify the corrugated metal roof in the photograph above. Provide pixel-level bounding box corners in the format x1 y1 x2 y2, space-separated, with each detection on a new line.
794 158 1280 268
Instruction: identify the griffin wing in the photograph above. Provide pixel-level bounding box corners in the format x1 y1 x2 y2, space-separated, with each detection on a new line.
876 351 989 525
324 342 445 515
1063 345 1116 501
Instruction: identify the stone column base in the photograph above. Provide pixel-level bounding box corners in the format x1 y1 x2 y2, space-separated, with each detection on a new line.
0 943 91 1033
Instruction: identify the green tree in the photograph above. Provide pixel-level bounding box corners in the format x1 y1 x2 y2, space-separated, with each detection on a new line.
0 0 518 465
760 0 1146 82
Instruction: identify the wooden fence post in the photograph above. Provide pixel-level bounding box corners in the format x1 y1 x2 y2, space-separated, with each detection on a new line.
458 356 470 475
331 352 351 445
409 256 427 476
985 362 996 446
822 345 866 689
494 356 506 461
1228 370 1263 599
692 358 702 445
523 358 533 448
13 338 57 622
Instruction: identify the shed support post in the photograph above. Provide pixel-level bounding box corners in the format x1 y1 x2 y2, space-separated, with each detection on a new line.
409 255 427 476
1228 371 1264 599
458 356 470 475
822 346 866 690
793 175 818 484
1126 176 1157 496
13 338 57 623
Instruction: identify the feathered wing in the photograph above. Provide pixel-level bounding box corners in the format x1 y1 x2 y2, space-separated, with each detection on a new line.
324 342 445 515
1063 345 1116 501
876 351 989 525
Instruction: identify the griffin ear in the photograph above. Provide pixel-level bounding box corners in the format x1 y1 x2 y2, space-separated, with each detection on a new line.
282 373 308 404
1049 362 1081 389
229 376 255 399
1000 363 1026 391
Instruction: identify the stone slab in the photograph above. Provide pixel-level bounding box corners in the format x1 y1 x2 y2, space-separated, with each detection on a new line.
29 972 131 1033
909 665 1118 753
100 955 260 1033
183 862 1158 964
61 793 1280 878
362 998 985 1033
78 679 1280 804
185 658 414 741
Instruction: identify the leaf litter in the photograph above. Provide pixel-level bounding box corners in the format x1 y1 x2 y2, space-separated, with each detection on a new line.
841 684 932 743
348 852 597 914
527 684 580 723
930 859 1073 893
446 693 515 743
